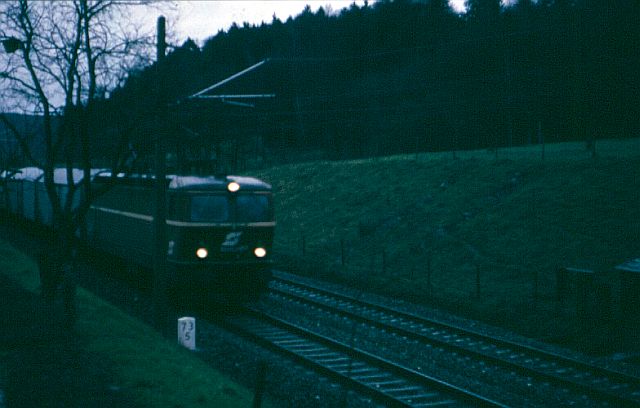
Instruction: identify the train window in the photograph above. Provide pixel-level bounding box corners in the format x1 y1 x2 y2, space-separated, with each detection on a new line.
236 195 269 223
191 195 230 222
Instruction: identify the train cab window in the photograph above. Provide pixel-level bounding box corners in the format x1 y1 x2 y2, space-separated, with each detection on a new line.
168 195 189 220
236 195 270 222
191 195 229 222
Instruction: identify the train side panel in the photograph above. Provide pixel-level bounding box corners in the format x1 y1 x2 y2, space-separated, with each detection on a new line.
88 184 154 267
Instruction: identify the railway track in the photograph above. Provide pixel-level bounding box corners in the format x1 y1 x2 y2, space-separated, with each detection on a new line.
223 307 507 408
266 271 640 407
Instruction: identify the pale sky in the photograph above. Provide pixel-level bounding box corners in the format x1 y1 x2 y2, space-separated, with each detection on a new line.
157 1 369 45
145 1 466 46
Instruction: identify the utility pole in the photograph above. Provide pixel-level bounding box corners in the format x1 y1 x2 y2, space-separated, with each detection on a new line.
152 16 168 333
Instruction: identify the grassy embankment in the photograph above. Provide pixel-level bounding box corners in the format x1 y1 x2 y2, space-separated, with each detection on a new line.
255 138 640 354
0 241 264 407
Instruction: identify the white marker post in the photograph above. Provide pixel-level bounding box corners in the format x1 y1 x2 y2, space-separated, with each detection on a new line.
178 317 196 350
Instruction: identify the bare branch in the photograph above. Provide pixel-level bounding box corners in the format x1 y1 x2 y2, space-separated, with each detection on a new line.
1 0 156 239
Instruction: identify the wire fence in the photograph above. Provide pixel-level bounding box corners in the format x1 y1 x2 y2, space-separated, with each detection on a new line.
275 228 631 346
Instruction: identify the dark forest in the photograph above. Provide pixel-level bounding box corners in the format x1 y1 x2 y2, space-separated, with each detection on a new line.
96 0 639 171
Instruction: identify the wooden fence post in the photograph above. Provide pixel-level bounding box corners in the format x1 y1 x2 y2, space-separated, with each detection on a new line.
576 269 594 326
556 267 567 302
427 257 432 297
595 283 613 324
533 269 539 308
476 265 481 298
252 361 268 408
382 250 387 275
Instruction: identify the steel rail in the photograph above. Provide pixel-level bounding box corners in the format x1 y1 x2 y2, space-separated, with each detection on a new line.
224 306 508 408
269 271 640 407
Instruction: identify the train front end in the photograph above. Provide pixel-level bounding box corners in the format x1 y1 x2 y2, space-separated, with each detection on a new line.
166 175 274 296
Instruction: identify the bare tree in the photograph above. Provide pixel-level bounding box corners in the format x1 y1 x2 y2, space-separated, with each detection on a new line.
0 0 155 326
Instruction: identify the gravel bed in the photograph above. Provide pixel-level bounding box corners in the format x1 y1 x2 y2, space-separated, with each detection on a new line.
272 270 640 377
259 289 607 407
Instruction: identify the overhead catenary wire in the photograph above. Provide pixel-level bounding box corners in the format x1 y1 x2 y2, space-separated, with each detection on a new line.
187 59 275 100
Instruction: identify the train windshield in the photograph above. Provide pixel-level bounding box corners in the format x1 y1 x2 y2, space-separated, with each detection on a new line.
191 195 230 222
190 194 270 223
236 195 270 222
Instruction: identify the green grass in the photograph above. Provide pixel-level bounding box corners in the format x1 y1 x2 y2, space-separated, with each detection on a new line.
254 138 640 353
0 241 265 408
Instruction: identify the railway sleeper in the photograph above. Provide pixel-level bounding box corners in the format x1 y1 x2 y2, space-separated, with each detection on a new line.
273 338 307 346
316 357 350 364
396 395 452 406
370 379 405 388
295 347 326 355
352 372 392 381
384 385 424 396
301 352 337 359
287 343 321 351
411 399 457 407
336 367 378 375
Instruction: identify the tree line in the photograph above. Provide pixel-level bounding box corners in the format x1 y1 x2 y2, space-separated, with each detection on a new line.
3 0 639 172
95 0 639 171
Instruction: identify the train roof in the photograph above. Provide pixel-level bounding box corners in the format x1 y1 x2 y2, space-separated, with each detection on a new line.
1 167 43 181
94 171 271 191
168 175 271 191
2 167 271 191
1 167 104 183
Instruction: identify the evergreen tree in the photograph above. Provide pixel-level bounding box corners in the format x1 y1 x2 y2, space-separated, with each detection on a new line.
89 0 639 164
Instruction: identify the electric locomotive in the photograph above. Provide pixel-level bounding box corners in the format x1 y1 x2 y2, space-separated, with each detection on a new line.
89 171 274 292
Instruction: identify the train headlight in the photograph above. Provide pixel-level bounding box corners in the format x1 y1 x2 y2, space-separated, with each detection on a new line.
227 181 240 192
253 247 267 258
196 247 209 259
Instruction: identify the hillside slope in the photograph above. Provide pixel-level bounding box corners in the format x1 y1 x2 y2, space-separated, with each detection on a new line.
254 138 640 353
